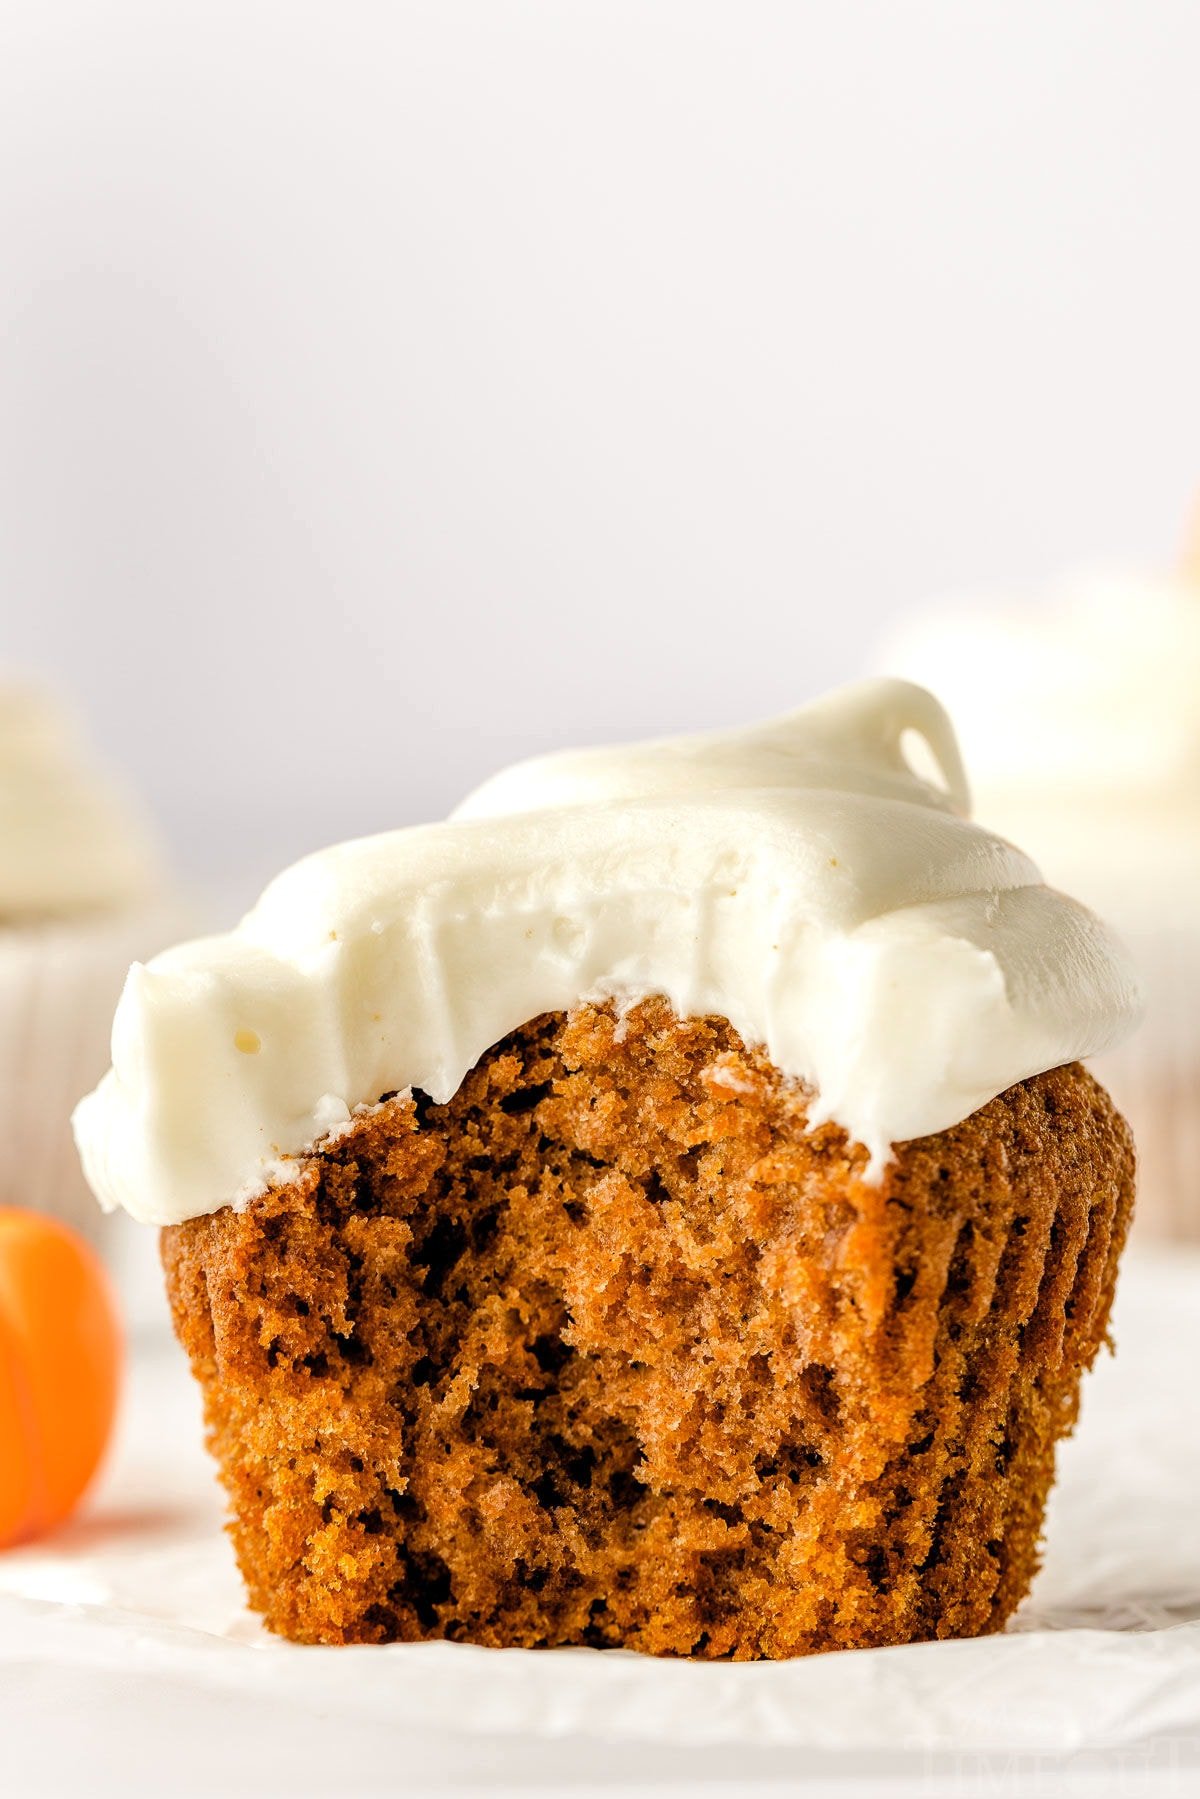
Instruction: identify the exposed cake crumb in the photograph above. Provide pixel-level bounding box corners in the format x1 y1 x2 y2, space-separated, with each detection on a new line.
162 999 1133 1658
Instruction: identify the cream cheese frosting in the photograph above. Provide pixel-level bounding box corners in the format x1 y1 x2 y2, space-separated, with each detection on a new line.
0 682 164 918
72 679 1142 1227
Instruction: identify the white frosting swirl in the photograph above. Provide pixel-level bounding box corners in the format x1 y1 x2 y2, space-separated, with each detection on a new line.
73 680 1142 1226
0 683 164 918
878 572 1200 900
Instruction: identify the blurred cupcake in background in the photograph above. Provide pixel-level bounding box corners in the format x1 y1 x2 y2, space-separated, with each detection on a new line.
0 679 188 1313
878 510 1200 1241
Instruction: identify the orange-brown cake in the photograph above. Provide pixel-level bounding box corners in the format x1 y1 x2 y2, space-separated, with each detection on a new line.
74 681 1142 1657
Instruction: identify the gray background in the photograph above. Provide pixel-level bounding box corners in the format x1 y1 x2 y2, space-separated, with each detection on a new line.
1 1 1196 895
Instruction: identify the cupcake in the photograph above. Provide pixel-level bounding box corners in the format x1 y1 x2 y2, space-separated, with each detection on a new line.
73 680 1140 1658
878 530 1200 1240
0 681 185 1283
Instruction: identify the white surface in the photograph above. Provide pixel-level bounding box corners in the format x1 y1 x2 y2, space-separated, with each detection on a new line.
74 680 1140 1224
0 4 1197 887
2 1251 1199 1797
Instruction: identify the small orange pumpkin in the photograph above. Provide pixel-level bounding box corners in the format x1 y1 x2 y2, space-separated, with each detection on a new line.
0 1208 122 1547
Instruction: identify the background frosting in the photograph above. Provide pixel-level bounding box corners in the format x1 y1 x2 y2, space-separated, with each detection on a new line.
877 571 1200 899
0 682 165 918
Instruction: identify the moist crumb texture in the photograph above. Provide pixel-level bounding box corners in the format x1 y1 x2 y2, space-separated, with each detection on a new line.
162 1000 1134 1658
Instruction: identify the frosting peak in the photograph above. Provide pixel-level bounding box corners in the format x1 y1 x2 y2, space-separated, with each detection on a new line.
879 572 1200 805
456 679 972 823
73 681 1142 1226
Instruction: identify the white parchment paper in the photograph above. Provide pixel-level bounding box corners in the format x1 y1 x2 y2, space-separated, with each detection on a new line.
3 1251 1198 1775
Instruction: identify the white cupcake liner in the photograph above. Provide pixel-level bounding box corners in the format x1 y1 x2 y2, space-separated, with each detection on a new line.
1090 920 1200 1243
0 903 190 1321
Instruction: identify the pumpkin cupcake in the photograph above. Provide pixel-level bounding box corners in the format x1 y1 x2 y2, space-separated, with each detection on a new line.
74 680 1140 1657
0 680 183 1268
